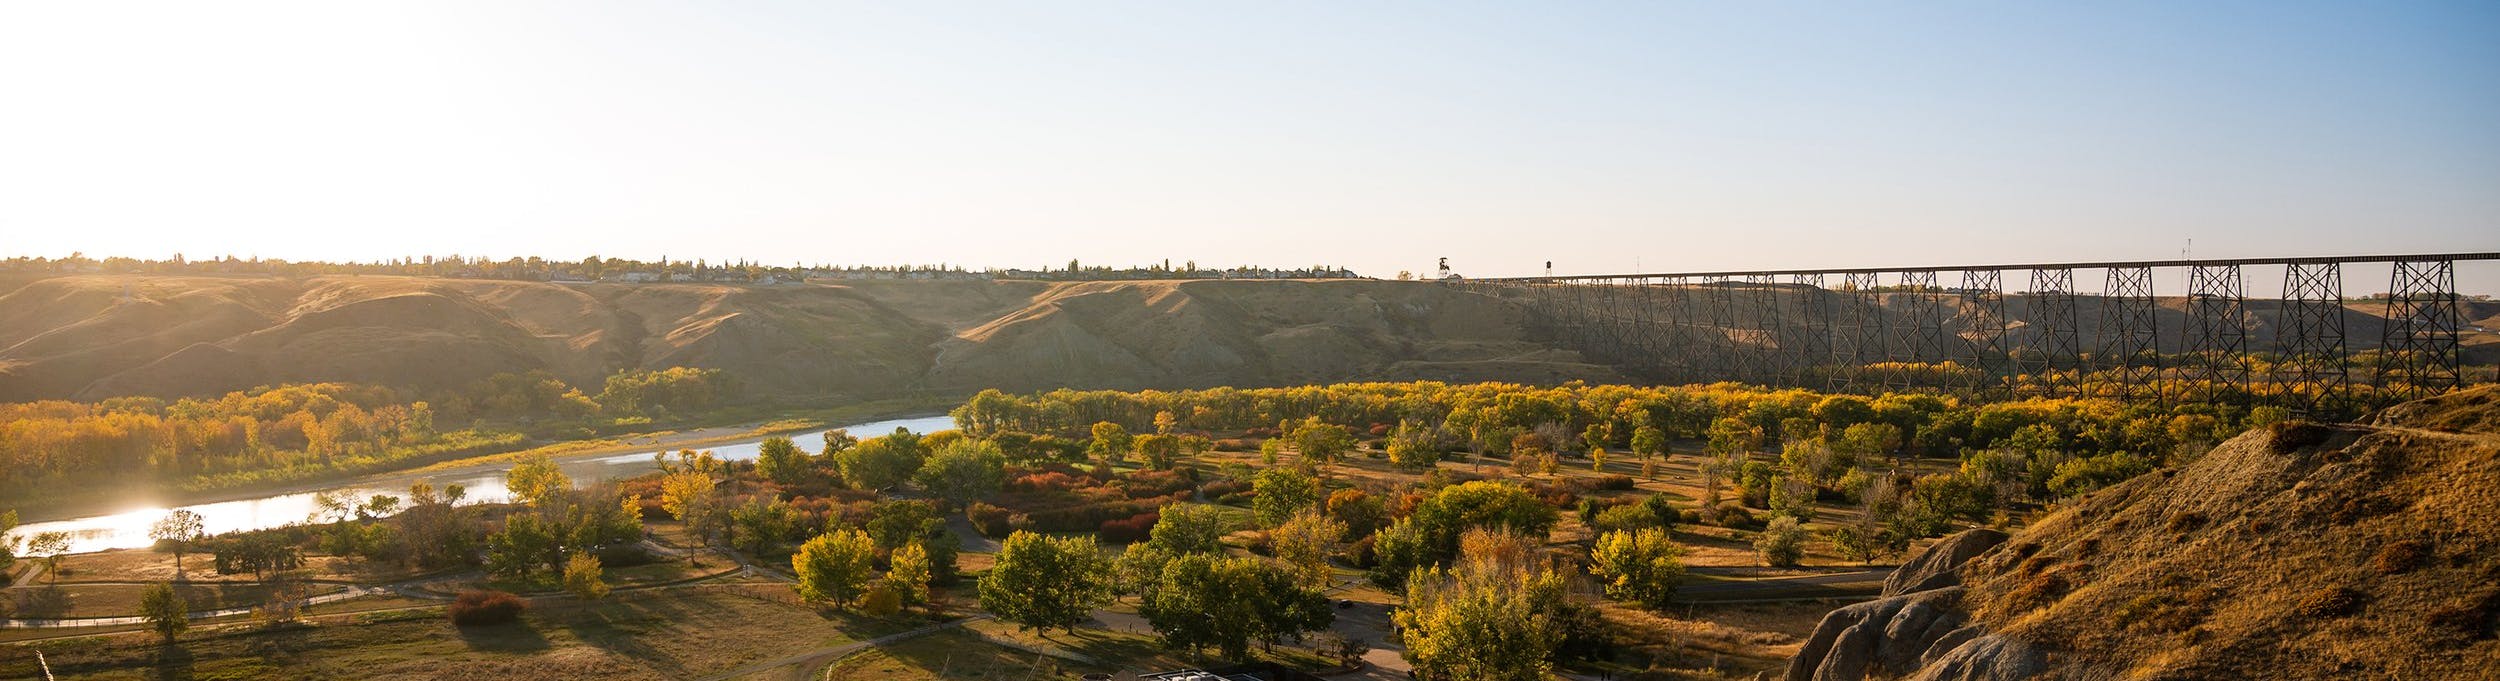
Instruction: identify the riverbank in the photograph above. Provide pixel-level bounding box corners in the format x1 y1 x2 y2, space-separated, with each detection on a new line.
8 396 957 524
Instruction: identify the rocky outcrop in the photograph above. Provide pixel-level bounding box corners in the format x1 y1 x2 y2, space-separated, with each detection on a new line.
1882 528 2006 598
1785 529 2005 681
1788 386 2500 680
1904 634 2048 681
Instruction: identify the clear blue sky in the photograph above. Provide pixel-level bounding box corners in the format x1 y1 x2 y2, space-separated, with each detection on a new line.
2 2 2495 289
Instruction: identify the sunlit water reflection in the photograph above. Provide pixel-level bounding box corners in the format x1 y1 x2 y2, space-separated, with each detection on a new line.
7 415 955 555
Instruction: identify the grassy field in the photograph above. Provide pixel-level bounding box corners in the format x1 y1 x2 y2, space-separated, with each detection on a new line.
4 582 347 619
47 548 438 586
960 617 1333 675
1589 601 1834 679
0 585 940 680
819 629 1099 681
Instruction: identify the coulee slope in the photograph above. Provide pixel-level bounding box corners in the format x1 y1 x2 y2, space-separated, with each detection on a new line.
1784 385 2500 680
0 275 1623 402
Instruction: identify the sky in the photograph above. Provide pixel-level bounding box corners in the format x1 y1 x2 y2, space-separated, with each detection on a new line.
2 1 2496 288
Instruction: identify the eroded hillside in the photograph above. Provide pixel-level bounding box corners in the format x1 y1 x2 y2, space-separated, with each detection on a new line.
1786 386 2500 680
0 275 1624 401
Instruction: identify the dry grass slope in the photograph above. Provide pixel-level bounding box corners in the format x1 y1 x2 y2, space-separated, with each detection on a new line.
0 275 1624 402
1950 386 2500 679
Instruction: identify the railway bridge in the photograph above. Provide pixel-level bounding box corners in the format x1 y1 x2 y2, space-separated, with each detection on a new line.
1457 252 2499 413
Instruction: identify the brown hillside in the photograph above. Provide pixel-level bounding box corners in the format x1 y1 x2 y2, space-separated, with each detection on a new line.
1786 386 2500 680
0 275 1622 402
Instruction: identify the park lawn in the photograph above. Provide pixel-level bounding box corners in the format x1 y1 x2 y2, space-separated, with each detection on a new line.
2 585 932 681
963 617 1333 675
603 556 730 586
3 581 345 619
1581 600 1835 680
820 628 1106 681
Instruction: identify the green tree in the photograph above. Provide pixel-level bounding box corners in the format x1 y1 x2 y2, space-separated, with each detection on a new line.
886 541 932 610
506 453 571 508
755 436 809 484
729 496 800 555
915 439 1006 508
1140 554 1332 661
866 500 941 549
0 510 20 573
1396 529 1572 681
793 529 878 607
486 514 562 580
564 551 610 600
838 429 928 491
979 531 1114 633
1705 417 1764 458
1811 394 1877 431
30 531 71 583
1252 467 1322 526
1755 516 1807 567
1132 433 1182 470
1769 474 1818 522
1271 508 1346 590
1581 422 1613 470
1148 503 1228 555
1087 421 1133 464
1588 528 1684 610
149 509 206 578
1369 481 1559 588
1386 420 1443 469
1326 488 1390 540
1292 419 1356 465
139 582 188 642
821 428 859 456
1629 425 1667 467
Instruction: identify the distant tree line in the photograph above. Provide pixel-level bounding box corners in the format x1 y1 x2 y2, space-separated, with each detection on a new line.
0 253 1367 283
0 367 730 500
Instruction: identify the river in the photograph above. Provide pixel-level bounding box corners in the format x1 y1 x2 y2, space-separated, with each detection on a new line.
6 415 957 555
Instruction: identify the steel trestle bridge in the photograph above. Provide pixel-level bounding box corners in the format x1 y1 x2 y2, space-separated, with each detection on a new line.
1456 252 2499 411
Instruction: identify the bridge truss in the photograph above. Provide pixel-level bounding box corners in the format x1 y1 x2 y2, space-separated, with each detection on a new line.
1458 252 2498 413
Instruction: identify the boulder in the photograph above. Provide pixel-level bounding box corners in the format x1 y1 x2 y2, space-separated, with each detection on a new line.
1883 529 2009 597
1905 634 2048 681
1875 600 1958 673
1918 625 1985 669
1784 587 1965 681
1812 620 1882 681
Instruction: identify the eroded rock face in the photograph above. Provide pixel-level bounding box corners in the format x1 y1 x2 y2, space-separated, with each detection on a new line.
1903 634 2048 681
1787 528 2010 681
1882 528 2007 598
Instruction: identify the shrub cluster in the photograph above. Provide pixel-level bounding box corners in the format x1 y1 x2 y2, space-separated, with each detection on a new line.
1097 511 1160 543
449 590 527 626
966 502 1015 538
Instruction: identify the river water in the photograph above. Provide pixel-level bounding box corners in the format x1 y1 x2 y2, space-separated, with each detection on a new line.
7 415 957 555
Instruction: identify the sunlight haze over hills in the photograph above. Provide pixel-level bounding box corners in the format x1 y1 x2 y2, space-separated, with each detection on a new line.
3 1 2495 280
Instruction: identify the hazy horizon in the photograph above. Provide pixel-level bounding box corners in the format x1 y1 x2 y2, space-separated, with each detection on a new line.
4 2 2496 284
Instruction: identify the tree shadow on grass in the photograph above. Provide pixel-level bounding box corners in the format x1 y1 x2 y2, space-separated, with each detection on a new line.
879 631 1081 681
455 620 551 652
8 585 71 618
548 596 694 677
143 643 193 681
